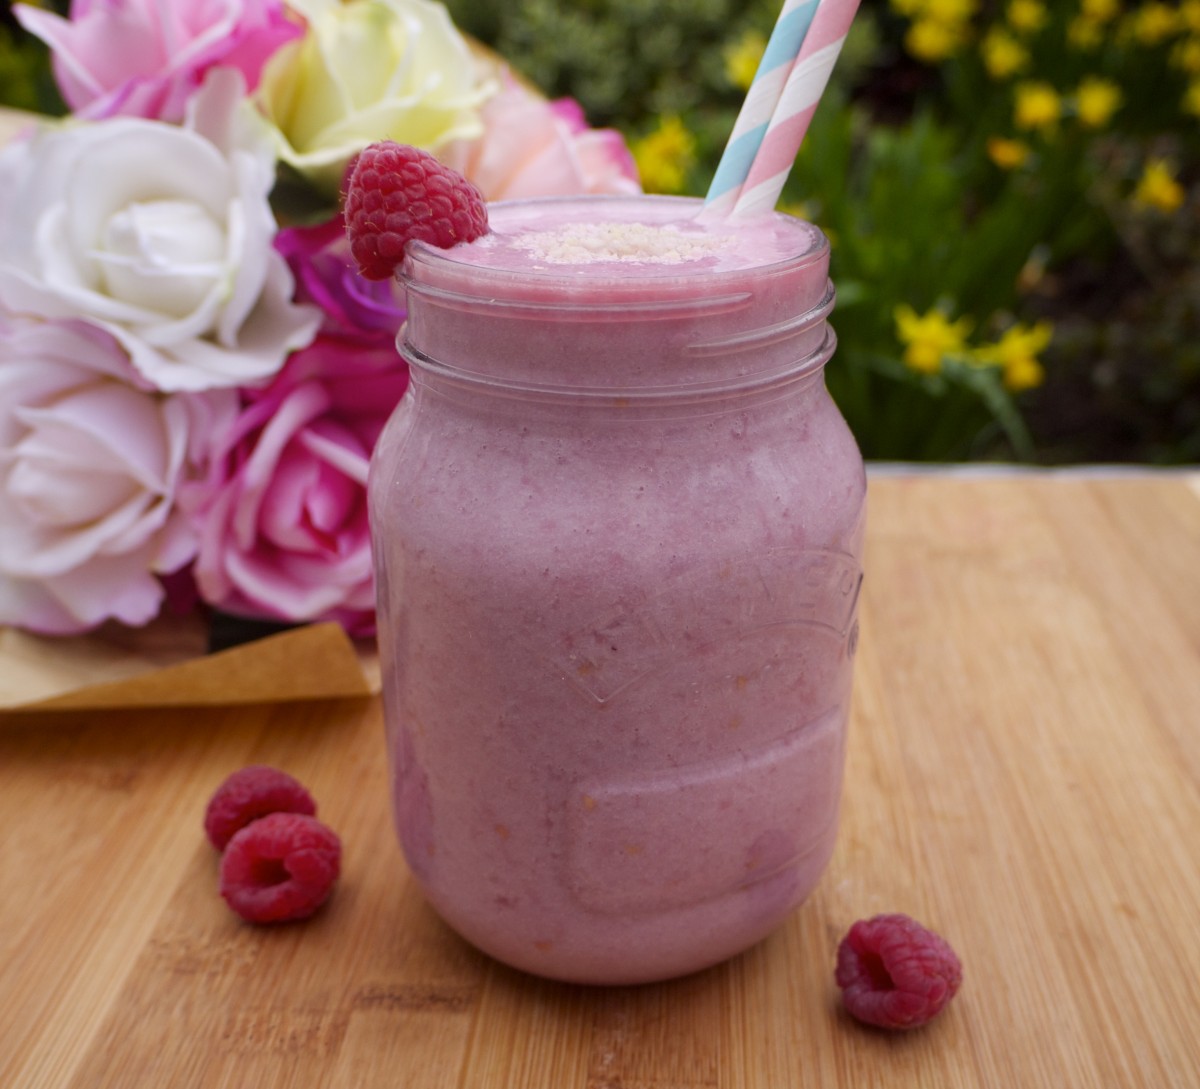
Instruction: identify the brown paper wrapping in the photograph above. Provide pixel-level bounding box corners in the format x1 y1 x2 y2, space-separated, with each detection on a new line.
0 620 380 712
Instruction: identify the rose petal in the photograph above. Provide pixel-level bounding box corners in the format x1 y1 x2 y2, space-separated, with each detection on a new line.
223 545 364 619
97 199 227 317
16 0 302 122
257 451 324 552
0 313 211 631
234 383 332 545
298 426 371 488
15 382 171 491
0 570 90 634
7 450 137 527
441 75 641 202
39 551 166 628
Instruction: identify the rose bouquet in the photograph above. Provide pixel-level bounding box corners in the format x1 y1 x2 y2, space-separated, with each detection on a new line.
0 0 639 639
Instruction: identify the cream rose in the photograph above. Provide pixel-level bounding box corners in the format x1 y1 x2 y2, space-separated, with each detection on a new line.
255 0 488 191
0 70 320 393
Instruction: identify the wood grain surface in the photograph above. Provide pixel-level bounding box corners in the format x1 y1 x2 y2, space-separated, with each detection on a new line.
3 474 1199 1089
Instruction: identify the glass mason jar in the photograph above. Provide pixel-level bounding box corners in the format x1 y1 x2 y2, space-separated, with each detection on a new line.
368 196 865 985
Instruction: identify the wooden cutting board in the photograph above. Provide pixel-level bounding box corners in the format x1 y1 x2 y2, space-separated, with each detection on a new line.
3 473 1200 1088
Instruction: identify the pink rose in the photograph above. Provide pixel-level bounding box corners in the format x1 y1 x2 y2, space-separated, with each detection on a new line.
441 74 641 201
0 313 235 634
182 337 409 635
14 0 302 121
275 216 406 346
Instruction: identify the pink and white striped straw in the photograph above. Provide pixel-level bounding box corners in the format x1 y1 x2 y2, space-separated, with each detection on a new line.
704 0 861 220
702 0 821 219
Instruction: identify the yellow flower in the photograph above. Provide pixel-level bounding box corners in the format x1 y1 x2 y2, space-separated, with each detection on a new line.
1171 36 1200 72
724 30 767 92
925 0 979 20
906 17 970 61
975 322 1052 391
1185 79 1200 115
1008 0 1049 33
1075 76 1123 126
1014 81 1063 131
1183 0 1200 32
987 135 1032 169
894 305 973 375
890 0 927 17
1067 15 1106 48
1001 355 1045 391
1082 0 1121 20
631 115 696 195
1125 2 1180 45
1132 159 1185 213
982 27 1031 78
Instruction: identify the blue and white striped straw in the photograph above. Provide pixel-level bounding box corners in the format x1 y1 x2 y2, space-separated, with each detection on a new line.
701 0 820 218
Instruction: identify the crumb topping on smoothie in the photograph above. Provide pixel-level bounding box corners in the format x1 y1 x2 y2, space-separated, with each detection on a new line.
413 197 827 281
512 221 730 265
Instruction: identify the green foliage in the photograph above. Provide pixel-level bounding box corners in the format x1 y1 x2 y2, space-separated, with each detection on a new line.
785 93 1036 459
840 2 1199 462
1 0 71 115
0 22 56 115
444 0 1199 463
441 0 781 125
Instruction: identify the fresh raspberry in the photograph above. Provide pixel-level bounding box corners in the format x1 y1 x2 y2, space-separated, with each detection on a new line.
219 812 342 924
203 764 316 851
344 141 488 280
835 914 962 1030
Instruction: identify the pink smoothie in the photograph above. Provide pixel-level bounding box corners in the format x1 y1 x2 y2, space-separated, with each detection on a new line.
369 195 865 984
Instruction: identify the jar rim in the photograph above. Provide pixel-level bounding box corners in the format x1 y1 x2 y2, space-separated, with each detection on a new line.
403 194 830 300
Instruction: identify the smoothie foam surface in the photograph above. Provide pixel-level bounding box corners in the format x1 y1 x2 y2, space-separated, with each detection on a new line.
415 196 824 280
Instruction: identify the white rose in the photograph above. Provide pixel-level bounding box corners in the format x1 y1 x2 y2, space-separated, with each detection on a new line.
0 70 320 392
255 0 489 191
0 313 237 634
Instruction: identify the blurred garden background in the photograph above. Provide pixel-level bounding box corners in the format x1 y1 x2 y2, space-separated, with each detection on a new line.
3 0 1197 464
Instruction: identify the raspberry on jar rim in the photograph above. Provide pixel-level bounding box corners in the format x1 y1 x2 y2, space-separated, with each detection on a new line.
343 142 489 281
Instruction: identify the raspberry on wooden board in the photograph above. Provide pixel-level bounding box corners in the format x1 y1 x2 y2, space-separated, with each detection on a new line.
219 812 342 924
203 764 317 851
835 913 963 1030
